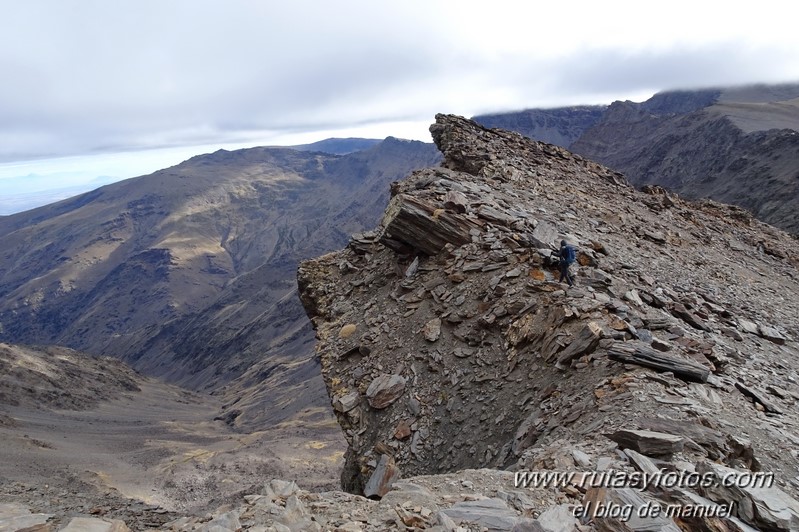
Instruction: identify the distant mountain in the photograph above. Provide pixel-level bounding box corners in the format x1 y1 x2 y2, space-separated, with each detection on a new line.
473 106 606 148
290 137 382 155
0 137 441 426
474 83 799 234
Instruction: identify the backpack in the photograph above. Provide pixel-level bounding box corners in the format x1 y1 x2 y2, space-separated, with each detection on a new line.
563 245 576 264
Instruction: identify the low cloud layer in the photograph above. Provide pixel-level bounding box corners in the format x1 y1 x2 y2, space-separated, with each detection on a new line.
2 0 798 162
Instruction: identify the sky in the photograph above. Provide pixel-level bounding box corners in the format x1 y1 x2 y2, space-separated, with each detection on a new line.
2 0 798 213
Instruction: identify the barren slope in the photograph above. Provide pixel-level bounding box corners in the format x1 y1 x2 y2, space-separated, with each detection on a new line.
0 342 345 529
0 139 440 407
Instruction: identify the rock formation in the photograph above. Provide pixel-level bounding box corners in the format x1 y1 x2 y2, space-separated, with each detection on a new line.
299 114 799 530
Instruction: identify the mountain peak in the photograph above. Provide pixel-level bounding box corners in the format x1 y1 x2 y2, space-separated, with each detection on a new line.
298 114 799 528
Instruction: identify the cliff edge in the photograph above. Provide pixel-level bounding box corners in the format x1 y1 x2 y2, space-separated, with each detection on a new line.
299 114 799 529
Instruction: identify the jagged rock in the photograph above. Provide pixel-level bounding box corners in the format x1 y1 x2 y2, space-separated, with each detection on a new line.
758 325 787 345
366 374 406 409
535 505 579 532
201 511 241 532
607 342 710 382
555 322 602 366
350 231 379 254
263 479 300 500
577 250 599 267
529 221 558 249
641 229 667 244
582 487 681 531
624 289 644 307
0 504 53 532
735 381 784 414
380 194 481 255
478 205 515 226
604 429 684 457
650 337 672 352
669 303 711 331
623 448 660 476
394 419 412 440
333 391 360 413
636 417 727 459
697 462 799 531
60 517 130 532
444 190 469 213
738 319 760 335
363 454 401 499
442 498 521 531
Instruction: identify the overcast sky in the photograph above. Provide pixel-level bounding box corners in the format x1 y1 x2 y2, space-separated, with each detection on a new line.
1 0 798 210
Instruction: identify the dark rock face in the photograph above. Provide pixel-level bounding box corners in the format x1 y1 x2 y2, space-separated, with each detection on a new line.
298 114 799 527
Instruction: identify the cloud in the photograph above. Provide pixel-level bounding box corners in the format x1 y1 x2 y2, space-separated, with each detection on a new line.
1 0 798 162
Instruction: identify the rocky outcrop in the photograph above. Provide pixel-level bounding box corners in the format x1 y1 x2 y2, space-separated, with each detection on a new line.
299 114 799 529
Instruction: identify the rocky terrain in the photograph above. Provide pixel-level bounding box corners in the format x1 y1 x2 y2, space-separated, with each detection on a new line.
4 114 799 531
294 114 799 530
0 342 345 530
0 138 440 427
474 83 799 235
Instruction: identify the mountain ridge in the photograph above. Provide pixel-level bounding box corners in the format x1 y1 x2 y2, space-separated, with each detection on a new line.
0 137 441 427
298 113 799 529
473 82 799 235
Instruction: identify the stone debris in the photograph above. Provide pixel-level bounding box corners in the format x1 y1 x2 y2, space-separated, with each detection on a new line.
422 317 442 342
442 498 522 530
607 342 710 382
735 381 784 415
697 462 799 531
380 194 481 255
604 429 685 457
555 321 603 366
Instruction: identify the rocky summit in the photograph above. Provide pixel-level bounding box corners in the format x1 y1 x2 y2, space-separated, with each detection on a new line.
299 114 799 530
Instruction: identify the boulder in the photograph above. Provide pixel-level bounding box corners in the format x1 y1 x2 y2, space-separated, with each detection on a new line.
363 454 401 498
605 429 684 457
443 498 521 531
366 374 407 409
529 221 559 249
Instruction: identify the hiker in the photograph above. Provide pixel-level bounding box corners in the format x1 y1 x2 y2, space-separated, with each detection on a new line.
557 239 576 286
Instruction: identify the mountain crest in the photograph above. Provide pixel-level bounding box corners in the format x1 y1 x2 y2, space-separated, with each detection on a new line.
299 114 799 529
